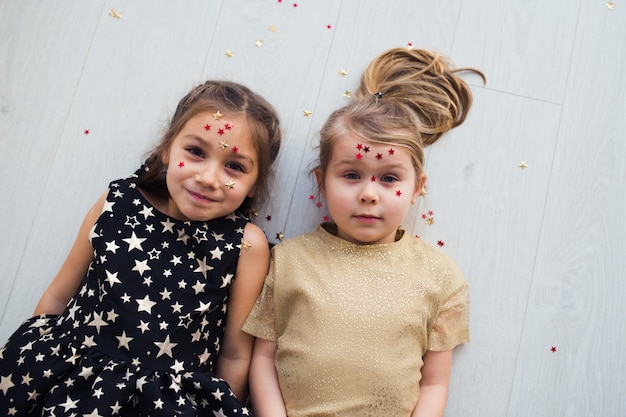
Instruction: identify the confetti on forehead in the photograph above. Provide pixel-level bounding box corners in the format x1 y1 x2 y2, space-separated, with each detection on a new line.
212 110 223 120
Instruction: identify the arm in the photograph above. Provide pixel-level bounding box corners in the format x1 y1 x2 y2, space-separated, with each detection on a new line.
249 338 287 417
411 349 453 417
215 222 270 402
33 191 107 315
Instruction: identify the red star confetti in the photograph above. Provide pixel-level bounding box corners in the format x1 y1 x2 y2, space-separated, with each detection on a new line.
428 210 434 216
371 175 376 182
178 161 184 168
204 124 211 131
232 146 239 153
266 215 272 221
363 146 370 153
407 42 414 50
356 143 363 150
437 240 445 247
84 129 90 135
326 24 332 29
309 195 315 201
422 212 435 225
277 0 282 3
218 128 225 135
292 3 298 7
550 346 557 352
388 148 395 155
376 153 383 160
316 201 322 208
395 190 402 197
323 215 330 221
356 153 362 159
224 123 232 130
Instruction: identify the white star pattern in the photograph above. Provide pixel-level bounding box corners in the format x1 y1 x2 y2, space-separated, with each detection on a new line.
0 174 249 416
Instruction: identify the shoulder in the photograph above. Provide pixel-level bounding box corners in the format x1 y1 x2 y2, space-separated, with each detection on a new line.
271 228 323 256
403 234 467 286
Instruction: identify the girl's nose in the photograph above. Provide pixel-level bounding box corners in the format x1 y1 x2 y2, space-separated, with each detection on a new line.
195 165 221 189
359 182 379 204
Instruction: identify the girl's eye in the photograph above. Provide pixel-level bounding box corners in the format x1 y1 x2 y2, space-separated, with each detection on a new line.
226 162 245 173
344 172 360 180
380 175 397 183
186 147 205 158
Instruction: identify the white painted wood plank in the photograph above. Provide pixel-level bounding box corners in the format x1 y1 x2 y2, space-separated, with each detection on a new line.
417 87 563 417
452 0 581 103
0 1 103 339
508 2 626 415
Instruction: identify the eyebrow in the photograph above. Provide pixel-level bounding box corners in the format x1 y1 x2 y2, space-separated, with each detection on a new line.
334 158 409 171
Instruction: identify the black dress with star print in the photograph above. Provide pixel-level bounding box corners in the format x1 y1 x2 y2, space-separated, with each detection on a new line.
0 170 252 416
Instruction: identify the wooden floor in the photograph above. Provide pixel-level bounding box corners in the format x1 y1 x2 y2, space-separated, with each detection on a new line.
1 1 624 415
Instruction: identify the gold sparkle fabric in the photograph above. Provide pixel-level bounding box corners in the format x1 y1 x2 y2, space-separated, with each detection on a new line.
243 223 469 416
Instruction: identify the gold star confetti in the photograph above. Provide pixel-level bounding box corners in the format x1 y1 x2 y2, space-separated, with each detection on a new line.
275 232 284 241
255 39 264 48
303 109 312 117
108 9 122 19
250 209 259 217
268 24 277 33
241 241 253 250
519 161 528 170
218 141 229 150
225 180 235 190
339 68 348 77
425 217 434 225
343 90 352 98
212 110 223 120
606 2 615 9
225 50 233 58
420 185 429 196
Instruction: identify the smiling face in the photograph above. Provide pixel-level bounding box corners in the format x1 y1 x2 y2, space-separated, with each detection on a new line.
317 134 426 245
161 111 259 221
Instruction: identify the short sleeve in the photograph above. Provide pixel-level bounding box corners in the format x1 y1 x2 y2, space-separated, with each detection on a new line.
428 281 470 351
242 261 277 341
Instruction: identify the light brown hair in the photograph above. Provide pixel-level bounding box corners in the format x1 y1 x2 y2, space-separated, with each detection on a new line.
316 48 485 186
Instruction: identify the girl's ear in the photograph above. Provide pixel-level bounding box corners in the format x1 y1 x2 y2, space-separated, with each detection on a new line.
314 168 326 198
411 173 427 204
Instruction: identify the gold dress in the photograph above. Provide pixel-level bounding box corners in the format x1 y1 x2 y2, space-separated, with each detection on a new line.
243 223 470 417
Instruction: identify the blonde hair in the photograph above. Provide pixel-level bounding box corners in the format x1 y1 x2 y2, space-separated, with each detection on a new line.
317 48 485 185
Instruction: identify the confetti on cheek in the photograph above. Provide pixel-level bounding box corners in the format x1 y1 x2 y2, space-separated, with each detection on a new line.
356 153 362 159
225 181 235 190
224 123 233 130
217 128 225 136
395 190 402 197
204 124 211 131
363 146 370 153
178 162 184 168
376 153 383 160
356 144 363 150
437 240 445 247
